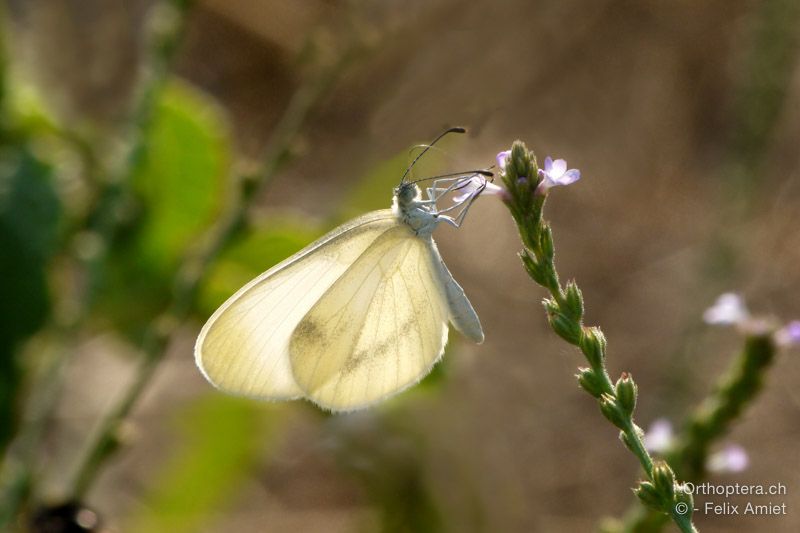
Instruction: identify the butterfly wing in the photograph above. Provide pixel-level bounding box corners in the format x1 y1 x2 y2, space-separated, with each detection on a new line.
430 240 484 344
195 210 397 399
289 225 454 411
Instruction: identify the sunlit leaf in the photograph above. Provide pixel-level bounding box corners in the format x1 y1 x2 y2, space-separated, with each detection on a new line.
132 82 229 272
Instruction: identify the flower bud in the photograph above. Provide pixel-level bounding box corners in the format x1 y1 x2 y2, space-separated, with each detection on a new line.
579 327 606 367
652 461 676 502
510 142 532 181
576 367 604 397
539 223 555 261
599 393 627 430
544 302 582 345
563 280 584 322
520 251 547 286
615 372 637 416
634 481 663 512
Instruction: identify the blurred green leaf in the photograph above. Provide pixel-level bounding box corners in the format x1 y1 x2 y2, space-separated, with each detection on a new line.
0 144 60 453
5 79 60 139
128 394 284 533
98 81 229 336
132 82 228 272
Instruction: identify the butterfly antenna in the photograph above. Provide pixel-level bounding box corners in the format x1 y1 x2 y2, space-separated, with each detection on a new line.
399 127 467 185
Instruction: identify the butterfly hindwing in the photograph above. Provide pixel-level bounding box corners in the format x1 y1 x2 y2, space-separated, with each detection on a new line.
431 241 484 344
289 225 451 411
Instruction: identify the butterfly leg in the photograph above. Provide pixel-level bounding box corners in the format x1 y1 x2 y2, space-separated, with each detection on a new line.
435 179 486 227
425 175 478 204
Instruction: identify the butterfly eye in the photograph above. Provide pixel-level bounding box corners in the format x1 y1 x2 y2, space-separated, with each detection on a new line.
395 183 417 205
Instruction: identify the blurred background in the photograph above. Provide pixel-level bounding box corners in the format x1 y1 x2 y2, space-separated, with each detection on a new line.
1 0 799 532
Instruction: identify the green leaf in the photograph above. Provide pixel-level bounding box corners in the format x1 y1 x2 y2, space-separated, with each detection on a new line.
127 395 284 533
0 144 60 453
99 81 230 336
0 146 60 261
132 81 229 273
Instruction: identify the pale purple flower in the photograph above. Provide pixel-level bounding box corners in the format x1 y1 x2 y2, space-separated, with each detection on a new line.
644 418 674 453
775 320 800 347
536 156 581 193
452 175 504 203
707 444 749 473
496 150 511 172
703 293 750 326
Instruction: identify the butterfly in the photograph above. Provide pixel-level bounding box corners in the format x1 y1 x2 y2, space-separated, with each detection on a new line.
195 128 492 411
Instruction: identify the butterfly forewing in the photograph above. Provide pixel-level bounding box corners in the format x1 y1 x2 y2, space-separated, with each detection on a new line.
195 210 397 399
289 225 451 411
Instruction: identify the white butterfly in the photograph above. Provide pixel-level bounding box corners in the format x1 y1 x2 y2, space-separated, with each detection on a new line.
195 129 490 411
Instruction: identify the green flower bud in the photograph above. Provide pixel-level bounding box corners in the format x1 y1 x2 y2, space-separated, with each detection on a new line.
599 393 627 430
545 303 582 345
563 280 584 322
652 461 676 502
579 327 606 367
634 481 664 512
542 297 559 314
510 142 532 181
539 222 555 261
576 367 604 397
615 372 637 416
520 251 547 286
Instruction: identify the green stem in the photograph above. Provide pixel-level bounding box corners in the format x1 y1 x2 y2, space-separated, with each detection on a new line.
671 511 698 533
500 142 697 532
672 334 775 478
622 420 654 477
612 333 777 533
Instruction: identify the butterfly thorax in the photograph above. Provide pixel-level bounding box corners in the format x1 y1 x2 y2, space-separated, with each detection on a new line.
393 183 438 237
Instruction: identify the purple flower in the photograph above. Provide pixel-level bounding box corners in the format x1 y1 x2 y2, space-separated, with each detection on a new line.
707 444 749 473
537 156 581 193
775 320 800 347
452 175 504 203
703 293 750 326
643 418 674 453
496 150 511 172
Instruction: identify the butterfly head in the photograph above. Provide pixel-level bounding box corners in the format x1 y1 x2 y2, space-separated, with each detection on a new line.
393 182 438 236
394 181 421 209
